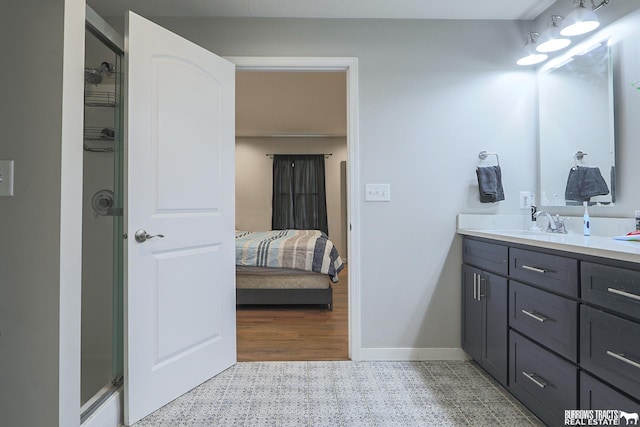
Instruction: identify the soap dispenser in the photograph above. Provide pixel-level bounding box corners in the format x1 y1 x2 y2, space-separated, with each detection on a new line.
583 202 590 236
529 205 540 231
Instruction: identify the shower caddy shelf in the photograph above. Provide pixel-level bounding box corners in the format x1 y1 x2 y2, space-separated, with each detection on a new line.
83 144 114 153
84 127 115 141
83 127 115 152
84 91 118 107
84 89 117 153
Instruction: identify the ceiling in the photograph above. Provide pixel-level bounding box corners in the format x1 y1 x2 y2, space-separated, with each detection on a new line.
236 71 347 138
88 0 557 20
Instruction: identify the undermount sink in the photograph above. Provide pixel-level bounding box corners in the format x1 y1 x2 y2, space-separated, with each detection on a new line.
481 229 547 235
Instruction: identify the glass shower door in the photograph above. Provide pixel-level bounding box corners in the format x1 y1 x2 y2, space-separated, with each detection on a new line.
80 24 124 418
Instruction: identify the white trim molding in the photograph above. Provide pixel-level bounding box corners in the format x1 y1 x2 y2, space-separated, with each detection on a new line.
226 56 362 361
359 348 471 361
81 388 123 427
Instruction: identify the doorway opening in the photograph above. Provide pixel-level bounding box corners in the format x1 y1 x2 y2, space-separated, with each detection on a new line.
230 57 361 362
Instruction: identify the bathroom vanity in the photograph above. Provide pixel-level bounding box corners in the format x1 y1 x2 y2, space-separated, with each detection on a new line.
458 227 640 426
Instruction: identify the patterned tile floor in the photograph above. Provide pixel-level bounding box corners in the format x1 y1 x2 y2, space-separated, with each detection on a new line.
134 361 544 427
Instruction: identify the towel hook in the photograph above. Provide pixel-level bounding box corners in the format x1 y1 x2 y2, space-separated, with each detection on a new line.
574 151 587 169
478 151 500 166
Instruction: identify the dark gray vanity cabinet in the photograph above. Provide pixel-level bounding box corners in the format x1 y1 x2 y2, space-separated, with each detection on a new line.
509 330 578 425
461 235 640 426
580 262 640 405
581 306 640 399
462 239 508 386
461 264 482 362
509 280 578 362
507 247 580 425
509 248 578 298
580 372 640 413
581 262 640 321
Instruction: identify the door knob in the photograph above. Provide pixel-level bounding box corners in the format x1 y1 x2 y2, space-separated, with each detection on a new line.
134 229 165 243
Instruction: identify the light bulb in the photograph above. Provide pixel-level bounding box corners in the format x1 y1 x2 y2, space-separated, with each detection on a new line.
536 16 571 53
561 3 600 36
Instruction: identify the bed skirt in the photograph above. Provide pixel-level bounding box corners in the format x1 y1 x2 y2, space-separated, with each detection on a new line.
236 269 333 310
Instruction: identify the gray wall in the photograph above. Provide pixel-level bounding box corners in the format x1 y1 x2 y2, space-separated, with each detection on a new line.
127 17 539 353
0 0 84 425
132 11 640 352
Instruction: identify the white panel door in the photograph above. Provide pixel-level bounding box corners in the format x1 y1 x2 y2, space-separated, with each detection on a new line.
124 11 235 425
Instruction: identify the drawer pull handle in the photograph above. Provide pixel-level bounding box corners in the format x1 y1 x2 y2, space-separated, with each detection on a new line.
521 309 548 323
607 287 640 302
607 351 640 370
522 265 547 274
522 371 547 388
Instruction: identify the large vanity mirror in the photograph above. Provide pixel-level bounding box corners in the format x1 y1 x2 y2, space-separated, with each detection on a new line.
538 39 615 206
538 6 640 207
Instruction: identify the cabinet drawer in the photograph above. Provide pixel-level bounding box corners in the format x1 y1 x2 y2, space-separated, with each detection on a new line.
510 248 578 298
463 238 508 276
509 331 578 427
582 262 640 321
509 280 578 362
580 372 640 412
580 305 640 399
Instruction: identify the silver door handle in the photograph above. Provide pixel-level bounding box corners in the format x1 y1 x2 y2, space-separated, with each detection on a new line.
473 273 478 300
607 351 640 370
134 229 165 243
522 371 547 388
522 265 547 274
473 273 483 301
607 287 640 302
521 309 548 323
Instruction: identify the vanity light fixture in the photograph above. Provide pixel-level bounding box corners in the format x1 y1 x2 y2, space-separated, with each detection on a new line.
537 15 572 53
517 32 549 66
560 0 610 37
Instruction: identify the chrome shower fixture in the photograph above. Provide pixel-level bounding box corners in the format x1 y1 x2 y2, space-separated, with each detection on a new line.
84 62 116 85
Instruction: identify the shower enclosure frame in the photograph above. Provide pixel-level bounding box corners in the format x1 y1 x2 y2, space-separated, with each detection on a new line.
81 7 125 424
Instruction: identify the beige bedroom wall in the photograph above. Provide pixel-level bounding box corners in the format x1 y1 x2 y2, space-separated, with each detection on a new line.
235 137 348 259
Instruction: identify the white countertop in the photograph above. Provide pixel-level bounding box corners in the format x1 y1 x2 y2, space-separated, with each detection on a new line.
457 214 640 264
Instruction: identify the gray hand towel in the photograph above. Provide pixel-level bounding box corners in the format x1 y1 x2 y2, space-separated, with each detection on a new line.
565 166 609 203
476 165 505 203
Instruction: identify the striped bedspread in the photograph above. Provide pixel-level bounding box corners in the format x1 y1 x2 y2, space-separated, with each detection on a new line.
235 230 344 283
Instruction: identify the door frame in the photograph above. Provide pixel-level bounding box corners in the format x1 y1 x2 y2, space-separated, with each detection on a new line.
228 56 361 360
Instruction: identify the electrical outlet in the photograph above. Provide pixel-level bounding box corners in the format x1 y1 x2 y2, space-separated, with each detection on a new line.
519 191 531 209
0 160 14 197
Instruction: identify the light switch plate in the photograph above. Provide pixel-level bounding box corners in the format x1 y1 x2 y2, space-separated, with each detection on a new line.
365 183 391 202
0 160 15 196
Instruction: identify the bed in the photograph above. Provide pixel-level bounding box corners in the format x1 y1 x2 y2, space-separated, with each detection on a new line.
235 229 344 310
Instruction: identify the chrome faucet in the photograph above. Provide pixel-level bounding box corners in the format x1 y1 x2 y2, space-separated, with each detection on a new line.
534 211 567 234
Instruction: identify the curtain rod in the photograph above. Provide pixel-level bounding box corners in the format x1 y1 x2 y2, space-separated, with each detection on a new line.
266 153 332 159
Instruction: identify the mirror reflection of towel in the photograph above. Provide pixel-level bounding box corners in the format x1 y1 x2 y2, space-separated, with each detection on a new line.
476 165 505 203
565 166 609 203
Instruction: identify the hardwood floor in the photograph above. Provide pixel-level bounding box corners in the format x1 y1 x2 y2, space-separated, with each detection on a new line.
236 266 349 362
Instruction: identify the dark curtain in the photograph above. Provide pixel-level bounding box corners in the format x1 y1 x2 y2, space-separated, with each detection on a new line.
272 154 328 235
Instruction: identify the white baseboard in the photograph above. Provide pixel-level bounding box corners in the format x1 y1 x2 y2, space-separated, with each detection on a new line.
82 387 123 427
359 347 470 361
